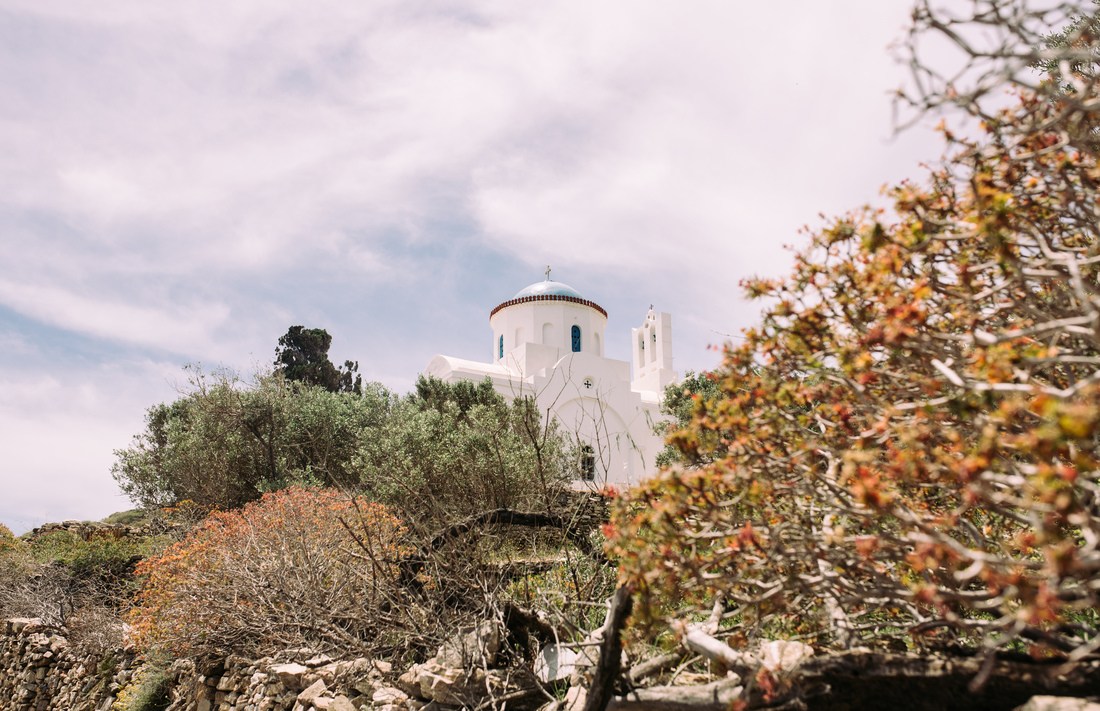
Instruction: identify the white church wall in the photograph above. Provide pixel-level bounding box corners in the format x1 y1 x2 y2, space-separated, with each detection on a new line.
631 310 676 395
491 300 607 364
426 278 674 487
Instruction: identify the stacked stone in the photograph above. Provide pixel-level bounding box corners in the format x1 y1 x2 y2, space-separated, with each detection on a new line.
0 616 520 710
0 618 135 711
162 649 410 711
26 521 149 541
394 621 533 709
0 619 416 711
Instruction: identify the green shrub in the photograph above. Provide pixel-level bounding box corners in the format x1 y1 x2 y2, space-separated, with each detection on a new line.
102 509 148 526
0 524 17 554
115 658 171 711
356 377 572 530
27 530 149 582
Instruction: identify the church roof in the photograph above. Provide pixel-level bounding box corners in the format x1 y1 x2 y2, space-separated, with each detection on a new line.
513 280 584 299
490 278 607 318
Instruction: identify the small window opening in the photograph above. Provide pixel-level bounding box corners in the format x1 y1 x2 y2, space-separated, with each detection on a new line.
498 335 503 359
580 445 595 481
571 325 582 352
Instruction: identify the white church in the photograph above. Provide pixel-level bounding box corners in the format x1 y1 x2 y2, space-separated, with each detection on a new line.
424 273 676 486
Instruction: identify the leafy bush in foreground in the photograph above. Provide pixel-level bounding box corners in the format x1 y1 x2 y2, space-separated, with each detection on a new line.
609 1 1100 659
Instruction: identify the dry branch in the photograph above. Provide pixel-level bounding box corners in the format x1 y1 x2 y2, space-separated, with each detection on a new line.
608 678 744 711
683 629 753 675
582 585 634 711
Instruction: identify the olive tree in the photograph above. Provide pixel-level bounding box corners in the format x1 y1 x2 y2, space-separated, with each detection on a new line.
112 368 392 510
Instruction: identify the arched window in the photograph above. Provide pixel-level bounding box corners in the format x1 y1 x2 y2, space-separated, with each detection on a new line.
571 325 581 353
498 335 503 359
580 444 595 481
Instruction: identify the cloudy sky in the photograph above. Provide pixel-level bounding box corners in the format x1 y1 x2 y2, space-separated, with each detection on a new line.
1 1 959 533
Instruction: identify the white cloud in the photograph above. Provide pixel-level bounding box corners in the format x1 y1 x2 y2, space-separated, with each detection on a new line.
0 0 971 530
4 1 949 289
0 359 183 533
467 2 943 280
0 279 235 357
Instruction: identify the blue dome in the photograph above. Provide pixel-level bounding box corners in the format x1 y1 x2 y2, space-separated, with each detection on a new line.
513 280 583 299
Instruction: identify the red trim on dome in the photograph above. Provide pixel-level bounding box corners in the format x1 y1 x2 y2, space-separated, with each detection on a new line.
490 294 607 319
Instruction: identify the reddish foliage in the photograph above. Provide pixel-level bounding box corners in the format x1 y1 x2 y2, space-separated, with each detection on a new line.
130 486 411 658
608 68 1100 655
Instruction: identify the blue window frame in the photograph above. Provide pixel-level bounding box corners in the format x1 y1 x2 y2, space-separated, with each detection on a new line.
571 325 581 352
498 335 503 359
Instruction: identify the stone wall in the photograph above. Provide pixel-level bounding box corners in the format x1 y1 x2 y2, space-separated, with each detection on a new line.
0 617 135 711
7 614 1097 711
0 618 412 711
161 653 402 711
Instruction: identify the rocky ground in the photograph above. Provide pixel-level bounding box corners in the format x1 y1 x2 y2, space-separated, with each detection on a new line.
5 614 1100 711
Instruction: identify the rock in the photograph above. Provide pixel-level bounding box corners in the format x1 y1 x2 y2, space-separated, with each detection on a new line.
759 640 814 673
351 678 378 696
372 686 408 704
328 694 357 711
1016 697 1100 711
417 660 488 706
563 684 587 711
535 643 579 683
418 660 469 704
271 662 311 689
5 619 42 635
395 667 422 698
298 677 328 705
435 620 501 668
315 661 340 684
